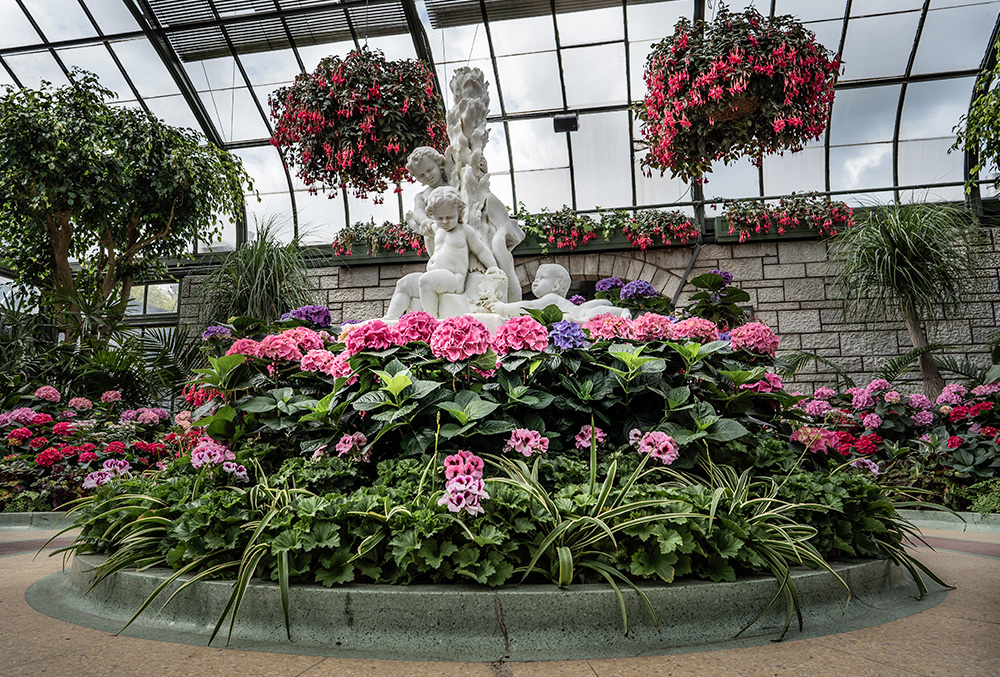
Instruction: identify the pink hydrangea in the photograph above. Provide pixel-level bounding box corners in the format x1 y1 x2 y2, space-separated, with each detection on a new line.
345 319 397 355
728 322 779 355
324 351 358 385
582 314 633 341
34 386 61 402
52 421 75 436
574 425 606 450
258 334 304 361
911 410 934 427
443 450 485 480
813 387 836 400
300 349 338 373
866 379 892 392
503 429 550 457
31 413 53 425
740 372 784 393
225 338 262 358
907 393 933 410
883 391 901 404
630 313 675 341
430 316 491 362
936 387 964 406
137 410 160 425
492 316 549 355
633 431 679 465
394 311 439 344
971 382 1000 397
862 413 882 429
847 388 875 410
68 397 93 411
790 426 839 454
803 399 832 417
670 317 720 343
100 390 122 404
281 326 324 352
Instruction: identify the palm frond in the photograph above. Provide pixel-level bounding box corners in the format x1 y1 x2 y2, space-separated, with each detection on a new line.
874 344 948 383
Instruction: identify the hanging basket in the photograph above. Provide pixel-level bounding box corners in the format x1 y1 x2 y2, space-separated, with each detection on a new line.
708 96 760 123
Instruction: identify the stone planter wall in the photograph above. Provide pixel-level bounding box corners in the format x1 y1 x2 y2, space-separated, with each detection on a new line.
178 228 1000 393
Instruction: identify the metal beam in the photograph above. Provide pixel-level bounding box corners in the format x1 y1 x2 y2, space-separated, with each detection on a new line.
892 0 932 202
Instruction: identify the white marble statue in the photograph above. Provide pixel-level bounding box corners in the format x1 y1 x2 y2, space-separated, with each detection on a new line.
488 264 631 322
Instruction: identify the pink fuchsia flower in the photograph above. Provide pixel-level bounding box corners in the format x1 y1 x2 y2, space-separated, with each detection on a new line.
670 317 720 343
790 426 839 455
908 393 933 410
728 322 779 355
582 314 634 341
851 458 880 477
438 474 490 516
443 450 485 480
862 413 882 429
574 425 607 451
430 316 491 362
740 372 784 393
630 313 675 341
883 391 901 404
34 386 61 402
911 410 934 427
503 429 550 457
51 422 75 436
259 334 304 361
68 397 93 411
813 387 836 400
335 432 368 459
802 399 832 417
634 431 679 465
100 390 122 404
31 413 53 425
225 338 263 358
344 319 396 355
281 326 325 352
492 316 549 355
394 311 439 344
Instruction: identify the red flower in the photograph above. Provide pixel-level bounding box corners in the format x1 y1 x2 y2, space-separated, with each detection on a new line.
105 441 126 455
947 436 963 449
29 437 49 449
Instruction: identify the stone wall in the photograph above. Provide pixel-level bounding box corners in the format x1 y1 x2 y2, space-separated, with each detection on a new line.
179 228 1000 393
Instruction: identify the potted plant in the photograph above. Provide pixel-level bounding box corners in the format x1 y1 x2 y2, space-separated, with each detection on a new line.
637 5 840 183
269 47 446 202
722 193 853 242
602 208 700 249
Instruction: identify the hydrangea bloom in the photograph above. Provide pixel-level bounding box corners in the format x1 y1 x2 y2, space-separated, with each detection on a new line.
345 319 397 355
728 322 779 355
34 386 61 402
911 410 934 427
813 387 835 401
851 458 880 477
790 426 839 454
866 379 892 392
6 427 32 444
492 316 549 355
883 391 901 404
936 388 964 406
971 382 1000 397
740 372 784 393
300 349 339 373
430 316 491 361
65 397 92 411
258 334 304 361
104 441 126 454
908 393 933 410
549 320 586 349
946 435 963 449
503 429 550 457
595 277 624 292
201 325 233 341
633 431 679 465
393 311 439 344
282 305 332 327
847 388 875 410
29 436 48 449
325 351 358 384
862 413 882 429
78 451 97 463
569 294 586 306
671 317 720 343
100 390 122 404
0 407 37 427
620 279 658 300
803 399 832 417
574 425 606 450
630 313 675 341
31 413 53 425
137 410 160 425
282 326 325 352
52 421 75 436
582 314 633 341
707 269 734 285
225 338 263 358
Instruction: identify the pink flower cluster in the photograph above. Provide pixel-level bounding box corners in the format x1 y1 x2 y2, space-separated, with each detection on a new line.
83 458 131 489
670 317 720 343
336 432 369 462
790 426 839 455
582 314 634 341
191 437 235 469
344 319 396 355
34 386 60 402
226 338 263 358
574 425 606 451
729 322 780 355
439 450 489 516
492 316 549 355
740 372 783 393
100 390 122 404
503 429 550 457
300 349 358 385
631 313 675 341
630 429 680 465
68 397 93 411
430 316 491 362
394 311 439 343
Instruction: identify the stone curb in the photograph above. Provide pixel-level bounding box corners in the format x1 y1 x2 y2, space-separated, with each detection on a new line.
25 554 942 662
897 509 1000 534
0 512 69 530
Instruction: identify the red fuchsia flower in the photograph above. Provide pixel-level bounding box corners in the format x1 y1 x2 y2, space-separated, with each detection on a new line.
670 317 720 343
393 311 439 344
740 372 784 393
430 316 492 362
630 313 675 341
492 316 549 355
31 413 53 426
52 422 75 436
790 426 839 455
946 436 963 449
582 314 634 341
729 322 780 355
574 425 607 451
344 319 396 355
226 338 263 358
34 386 61 402
100 390 122 404
259 334 304 361
503 429 550 457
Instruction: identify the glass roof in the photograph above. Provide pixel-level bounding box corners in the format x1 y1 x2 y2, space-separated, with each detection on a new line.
1 0 998 251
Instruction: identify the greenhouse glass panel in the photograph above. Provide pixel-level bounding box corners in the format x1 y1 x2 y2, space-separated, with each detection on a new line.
506 117 570 171
487 15 556 56
55 45 132 101
197 87 270 142
239 49 301 88
21 0 98 41
763 146 826 197
899 184 965 202
628 41 655 103
802 19 843 56
142 95 204 133
830 143 893 192
348 191 405 229
365 34 418 61
486 171 515 215
829 85 901 145
911 5 999 75
634 151 689 207
898 137 964 187
0 68 15 87
850 0 924 16
430 23 491 65
200 217 239 253
126 286 144 315
562 43 627 108
0 0 40 49
495 51 563 113
839 11 920 81
80 0 141 35
232 147 290 196
109 39 182 98
899 77 975 141
483 122 511 173
294 40 356 72
555 6 623 45
625 1 687 43
572 111 631 211
513 168 572 212
295 191 346 244
838 189 895 208
774 0 846 22
704 157 759 201
246 193 294 243
4 51 69 88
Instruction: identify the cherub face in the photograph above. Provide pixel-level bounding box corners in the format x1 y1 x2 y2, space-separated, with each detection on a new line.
411 157 445 187
430 204 460 232
531 270 559 297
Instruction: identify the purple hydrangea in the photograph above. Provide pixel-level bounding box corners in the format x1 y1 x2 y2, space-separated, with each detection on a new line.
549 320 586 350
620 280 658 300
284 305 332 327
0 407 37 427
201 325 232 341
707 269 734 285
569 294 586 306
595 277 623 292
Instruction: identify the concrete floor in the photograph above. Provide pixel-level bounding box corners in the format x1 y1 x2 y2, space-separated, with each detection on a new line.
0 526 997 676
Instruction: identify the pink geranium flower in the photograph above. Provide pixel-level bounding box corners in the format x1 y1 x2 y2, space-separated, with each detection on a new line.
503 429 550 457
574 425 606 450
633 430 679 465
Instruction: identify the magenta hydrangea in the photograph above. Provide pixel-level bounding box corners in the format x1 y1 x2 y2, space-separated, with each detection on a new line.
790 426 839 454
740 372 784 393
582 314 633 341
34 386 61 403
862 413 882 429
908 393 933 410
728 321 779 355
68 397 93 411
630 313 675 341
813 387 835 400
670 317 720 343
848 388 875 410
345 319 398 355
300 349 338 373
503 429 550 457
430 315 491 362
911 410 934 427
394 311 439 344
492 316 549 355
802 399 832 417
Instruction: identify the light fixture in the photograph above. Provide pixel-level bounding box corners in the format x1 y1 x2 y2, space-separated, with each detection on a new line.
553 112 579 133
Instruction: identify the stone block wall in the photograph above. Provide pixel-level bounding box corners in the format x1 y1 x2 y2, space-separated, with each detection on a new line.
179 228 1000 393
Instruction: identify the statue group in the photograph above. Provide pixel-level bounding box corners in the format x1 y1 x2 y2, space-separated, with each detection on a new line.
384 67 626 325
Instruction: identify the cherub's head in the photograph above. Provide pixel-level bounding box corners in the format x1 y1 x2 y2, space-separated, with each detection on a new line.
406 146 447 187
532 264 571 298
425 186 465 232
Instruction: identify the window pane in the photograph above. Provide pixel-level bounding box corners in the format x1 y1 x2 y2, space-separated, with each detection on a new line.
110 39 181 98
829 85 901 145
197 87 270 143
348 190 403 230
81 0 140 35
295 191 346 245
146 283 178 314
201 213 239 252
629 41 655 104
705 157 759 201
899 77 975 141
247 193 293 244
496 52 563 113
763 147 826 196
912 5 999 75
294 40 355 72
840 12 920 81
635 151 689 207
487 15 555 56
365 34 417 62
126 285 144 315
143 95 204 133
555 6 623 46
56 44 132 101
0 0 41 48
563 43 627 108
851 0 924 16
239 48 301 87
830 143 893 191
572 111 631 211
507 117 569 171
438 59 493 111
626 1 687 43
430 23 491 65
513 168 572 212
20 0 97 41
4 51 68 88
803 19 844 55
774 0 846 22
897 137 964 187
233 146 290 195
484 122 511 173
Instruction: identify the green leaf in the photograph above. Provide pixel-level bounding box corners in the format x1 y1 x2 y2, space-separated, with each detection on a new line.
240 396 277 413
707 418 750 442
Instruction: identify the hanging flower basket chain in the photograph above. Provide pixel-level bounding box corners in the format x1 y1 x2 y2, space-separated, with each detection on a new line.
638 5 841 183
268 47 447 203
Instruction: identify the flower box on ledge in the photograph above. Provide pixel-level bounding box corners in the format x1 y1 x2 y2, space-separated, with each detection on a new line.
713 217 822 244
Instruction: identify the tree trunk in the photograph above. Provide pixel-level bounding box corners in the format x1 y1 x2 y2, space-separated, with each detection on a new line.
900 296 945 401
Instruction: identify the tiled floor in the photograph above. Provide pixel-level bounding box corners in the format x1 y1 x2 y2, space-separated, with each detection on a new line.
1 526 997 676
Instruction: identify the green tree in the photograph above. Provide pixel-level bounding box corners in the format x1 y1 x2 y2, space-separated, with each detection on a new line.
0 69 252 340
832 201 984 399
953 36 1000 194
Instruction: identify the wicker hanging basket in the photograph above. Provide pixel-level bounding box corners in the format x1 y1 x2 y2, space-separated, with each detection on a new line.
709 95 760 123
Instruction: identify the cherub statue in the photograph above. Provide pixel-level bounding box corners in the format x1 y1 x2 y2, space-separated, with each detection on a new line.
404 146 451 254
489 264 631 322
